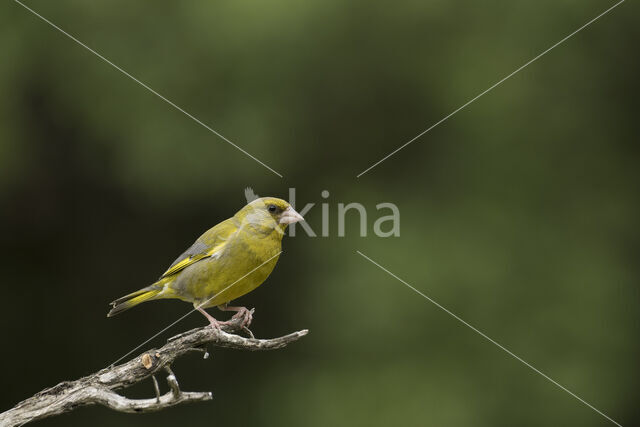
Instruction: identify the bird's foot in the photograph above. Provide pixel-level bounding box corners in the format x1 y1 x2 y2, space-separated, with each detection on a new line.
232 307 253 328
196 306 223 331
207 317 223 330
218 304 254 329
222 307 253 329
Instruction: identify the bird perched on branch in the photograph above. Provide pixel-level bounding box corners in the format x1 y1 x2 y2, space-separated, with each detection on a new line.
107 196 304 328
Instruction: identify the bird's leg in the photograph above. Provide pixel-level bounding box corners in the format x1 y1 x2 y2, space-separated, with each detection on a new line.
196 305 222 330
217 303 253 328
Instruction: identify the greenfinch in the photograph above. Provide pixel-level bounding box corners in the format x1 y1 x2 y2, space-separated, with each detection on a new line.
107 197 304 328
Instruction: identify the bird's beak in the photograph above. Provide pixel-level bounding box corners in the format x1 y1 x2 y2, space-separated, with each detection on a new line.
279 206 304 224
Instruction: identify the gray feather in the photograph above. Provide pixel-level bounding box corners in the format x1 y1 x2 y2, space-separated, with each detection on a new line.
163 240 209 276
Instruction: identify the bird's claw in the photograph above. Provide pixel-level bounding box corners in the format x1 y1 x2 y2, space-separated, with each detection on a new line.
208 318 223 330
229 307 253 328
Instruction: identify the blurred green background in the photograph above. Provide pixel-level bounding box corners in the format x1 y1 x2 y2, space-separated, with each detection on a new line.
0 0 638 425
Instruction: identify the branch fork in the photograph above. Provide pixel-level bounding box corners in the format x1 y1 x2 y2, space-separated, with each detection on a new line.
0 317 307 426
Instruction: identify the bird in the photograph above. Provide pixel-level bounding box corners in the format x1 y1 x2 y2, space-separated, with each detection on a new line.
107 196 304 329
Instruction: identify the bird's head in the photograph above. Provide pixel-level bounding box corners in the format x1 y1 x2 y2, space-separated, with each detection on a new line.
234 197 304 235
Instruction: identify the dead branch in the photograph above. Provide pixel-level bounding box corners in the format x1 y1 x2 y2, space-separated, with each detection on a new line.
0 316 308 426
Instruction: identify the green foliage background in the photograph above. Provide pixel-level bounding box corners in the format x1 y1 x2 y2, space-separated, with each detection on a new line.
0 1 637 425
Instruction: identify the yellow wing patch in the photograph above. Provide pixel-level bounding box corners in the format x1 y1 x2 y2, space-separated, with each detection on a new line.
159 218 237 279
160 253 206 278
160 241 227 279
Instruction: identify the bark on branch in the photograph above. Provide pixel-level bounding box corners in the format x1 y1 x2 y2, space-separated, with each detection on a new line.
0 317 308 426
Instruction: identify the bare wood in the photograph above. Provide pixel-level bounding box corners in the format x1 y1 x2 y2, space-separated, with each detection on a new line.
0 317 308 427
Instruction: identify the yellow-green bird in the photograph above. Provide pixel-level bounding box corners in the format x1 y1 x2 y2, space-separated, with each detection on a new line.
107 197 304 328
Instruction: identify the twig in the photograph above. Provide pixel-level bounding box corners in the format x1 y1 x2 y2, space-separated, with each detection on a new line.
151 375 161 402
0 317 308 426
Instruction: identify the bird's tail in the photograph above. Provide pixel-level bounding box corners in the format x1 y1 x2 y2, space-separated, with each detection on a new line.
107 284 164 317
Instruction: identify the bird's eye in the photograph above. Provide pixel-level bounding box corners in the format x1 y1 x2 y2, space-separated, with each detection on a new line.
268 204 277 213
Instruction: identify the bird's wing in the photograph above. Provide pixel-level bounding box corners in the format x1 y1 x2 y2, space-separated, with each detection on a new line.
160 218 237 279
